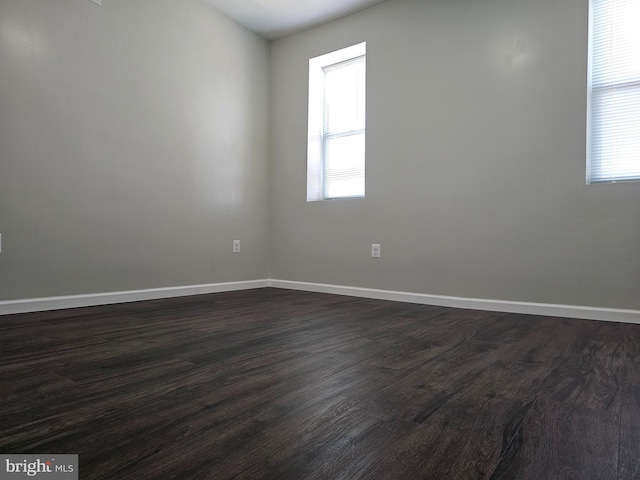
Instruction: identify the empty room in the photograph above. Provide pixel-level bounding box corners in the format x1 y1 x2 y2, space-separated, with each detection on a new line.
1 0 640 478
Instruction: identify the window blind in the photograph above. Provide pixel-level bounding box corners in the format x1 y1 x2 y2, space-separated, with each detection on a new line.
322 55 366 198
588 0 640 183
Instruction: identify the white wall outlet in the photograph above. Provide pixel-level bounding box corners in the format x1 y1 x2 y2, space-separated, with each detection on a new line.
233 240 240 253
371 243 381 258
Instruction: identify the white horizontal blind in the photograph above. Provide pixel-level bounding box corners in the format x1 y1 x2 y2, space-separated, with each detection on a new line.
588 0 640 183
322 55 366 199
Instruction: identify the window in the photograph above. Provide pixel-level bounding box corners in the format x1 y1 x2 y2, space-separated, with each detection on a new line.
588 0 640 183
307 43 366 201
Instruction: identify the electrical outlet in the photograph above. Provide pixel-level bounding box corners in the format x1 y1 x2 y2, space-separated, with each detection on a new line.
371 243 381 258
233 240 240 253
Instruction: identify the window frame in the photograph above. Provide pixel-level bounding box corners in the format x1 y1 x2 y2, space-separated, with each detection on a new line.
307 42 367 201
587 0 640 184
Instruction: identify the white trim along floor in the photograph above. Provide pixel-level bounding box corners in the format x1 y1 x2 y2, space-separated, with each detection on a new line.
1 279 639 324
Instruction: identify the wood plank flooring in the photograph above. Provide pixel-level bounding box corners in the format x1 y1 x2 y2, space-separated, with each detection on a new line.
1 287 639 479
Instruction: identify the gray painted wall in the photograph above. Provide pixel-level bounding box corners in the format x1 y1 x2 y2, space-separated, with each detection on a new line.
270 0 640 310
2 0 638 311
0 0 271 300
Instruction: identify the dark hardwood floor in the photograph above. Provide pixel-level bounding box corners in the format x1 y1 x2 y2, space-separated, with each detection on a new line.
1 287 639 479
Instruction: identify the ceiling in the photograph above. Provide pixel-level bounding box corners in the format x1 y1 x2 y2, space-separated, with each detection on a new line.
205 0 389 40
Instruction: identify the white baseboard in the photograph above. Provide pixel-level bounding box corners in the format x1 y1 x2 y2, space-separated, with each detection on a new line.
269 279 640 324
2 278 639 324
0 280 269 315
